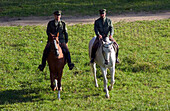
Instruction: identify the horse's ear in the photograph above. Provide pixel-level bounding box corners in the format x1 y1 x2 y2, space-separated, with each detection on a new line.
57 32 59 37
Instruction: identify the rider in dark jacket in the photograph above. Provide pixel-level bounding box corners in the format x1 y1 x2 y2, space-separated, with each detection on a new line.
91 9 120 64
38 10 74 71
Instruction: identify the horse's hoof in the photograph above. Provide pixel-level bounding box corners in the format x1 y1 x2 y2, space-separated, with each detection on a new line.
58 98 61 101
105 94 110 99
50 85 54 91
108 86 113 91
95 84 99 87
53 87 57 91
50 85 58 91
59 87 62 91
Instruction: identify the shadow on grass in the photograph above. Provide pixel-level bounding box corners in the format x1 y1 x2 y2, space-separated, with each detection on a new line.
0 88 47 105
62 92 101 100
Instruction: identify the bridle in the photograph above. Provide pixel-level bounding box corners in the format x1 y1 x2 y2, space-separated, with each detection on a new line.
50 33 60 57
101 38 113 65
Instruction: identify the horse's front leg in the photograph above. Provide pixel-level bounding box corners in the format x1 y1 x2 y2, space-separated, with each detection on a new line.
108 67 115 91
57 70 63 100
91 63 98 87
100 67 109 98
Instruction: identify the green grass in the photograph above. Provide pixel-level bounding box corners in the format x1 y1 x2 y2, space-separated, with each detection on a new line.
0 0 170 17
0 19 169 110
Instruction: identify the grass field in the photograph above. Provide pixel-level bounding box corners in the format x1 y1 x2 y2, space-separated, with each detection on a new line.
0 19 169 110
0 0 170 17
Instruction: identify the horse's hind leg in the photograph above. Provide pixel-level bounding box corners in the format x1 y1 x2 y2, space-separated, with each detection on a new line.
91 63 98 87
108 67 115 91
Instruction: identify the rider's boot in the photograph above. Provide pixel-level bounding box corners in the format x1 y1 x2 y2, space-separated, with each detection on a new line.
90 39 99 63
112 41 120 64
90 48 96 63
38 43 50 71
38 54 46 71
66 51 74 70
116 47 120 64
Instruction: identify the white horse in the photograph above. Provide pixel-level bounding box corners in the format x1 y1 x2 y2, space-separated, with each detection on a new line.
89 37 116 98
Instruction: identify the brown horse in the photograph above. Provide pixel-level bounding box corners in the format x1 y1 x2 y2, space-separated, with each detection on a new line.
47 33 66 100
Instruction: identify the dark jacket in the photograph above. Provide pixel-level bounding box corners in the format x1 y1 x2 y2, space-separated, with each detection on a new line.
46 19 68 43
94 17 114 38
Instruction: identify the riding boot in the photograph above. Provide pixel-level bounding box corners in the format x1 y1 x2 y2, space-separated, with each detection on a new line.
38 54 47 71
90 38 99 63
60 43 74 70
116 47 120 64
112 41 120 64
38 43 50 71
90 47 97 63
66 51 74 70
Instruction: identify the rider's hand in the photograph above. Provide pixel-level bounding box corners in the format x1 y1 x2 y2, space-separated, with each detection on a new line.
109 35 116 42
98 35 102 39
50 33 55 37
109 35 112 39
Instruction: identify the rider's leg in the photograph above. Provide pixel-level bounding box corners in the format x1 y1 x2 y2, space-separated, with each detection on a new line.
90 38 99 63
115 45 120 63
111 40 120 64
38 43 50 71
60 43 74 70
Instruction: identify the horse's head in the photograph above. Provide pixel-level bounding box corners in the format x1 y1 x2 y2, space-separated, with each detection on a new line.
50 33 59 43
50 33 60 57
101 37 114 65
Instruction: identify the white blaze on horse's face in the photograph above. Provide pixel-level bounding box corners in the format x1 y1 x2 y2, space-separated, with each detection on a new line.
53 32 60 57
54 39 59 57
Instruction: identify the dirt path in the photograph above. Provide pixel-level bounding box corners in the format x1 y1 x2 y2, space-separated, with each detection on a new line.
0 12 169 26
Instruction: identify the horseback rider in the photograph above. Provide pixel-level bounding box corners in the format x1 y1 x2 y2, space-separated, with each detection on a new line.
90 9 120 64
38 10 74 71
